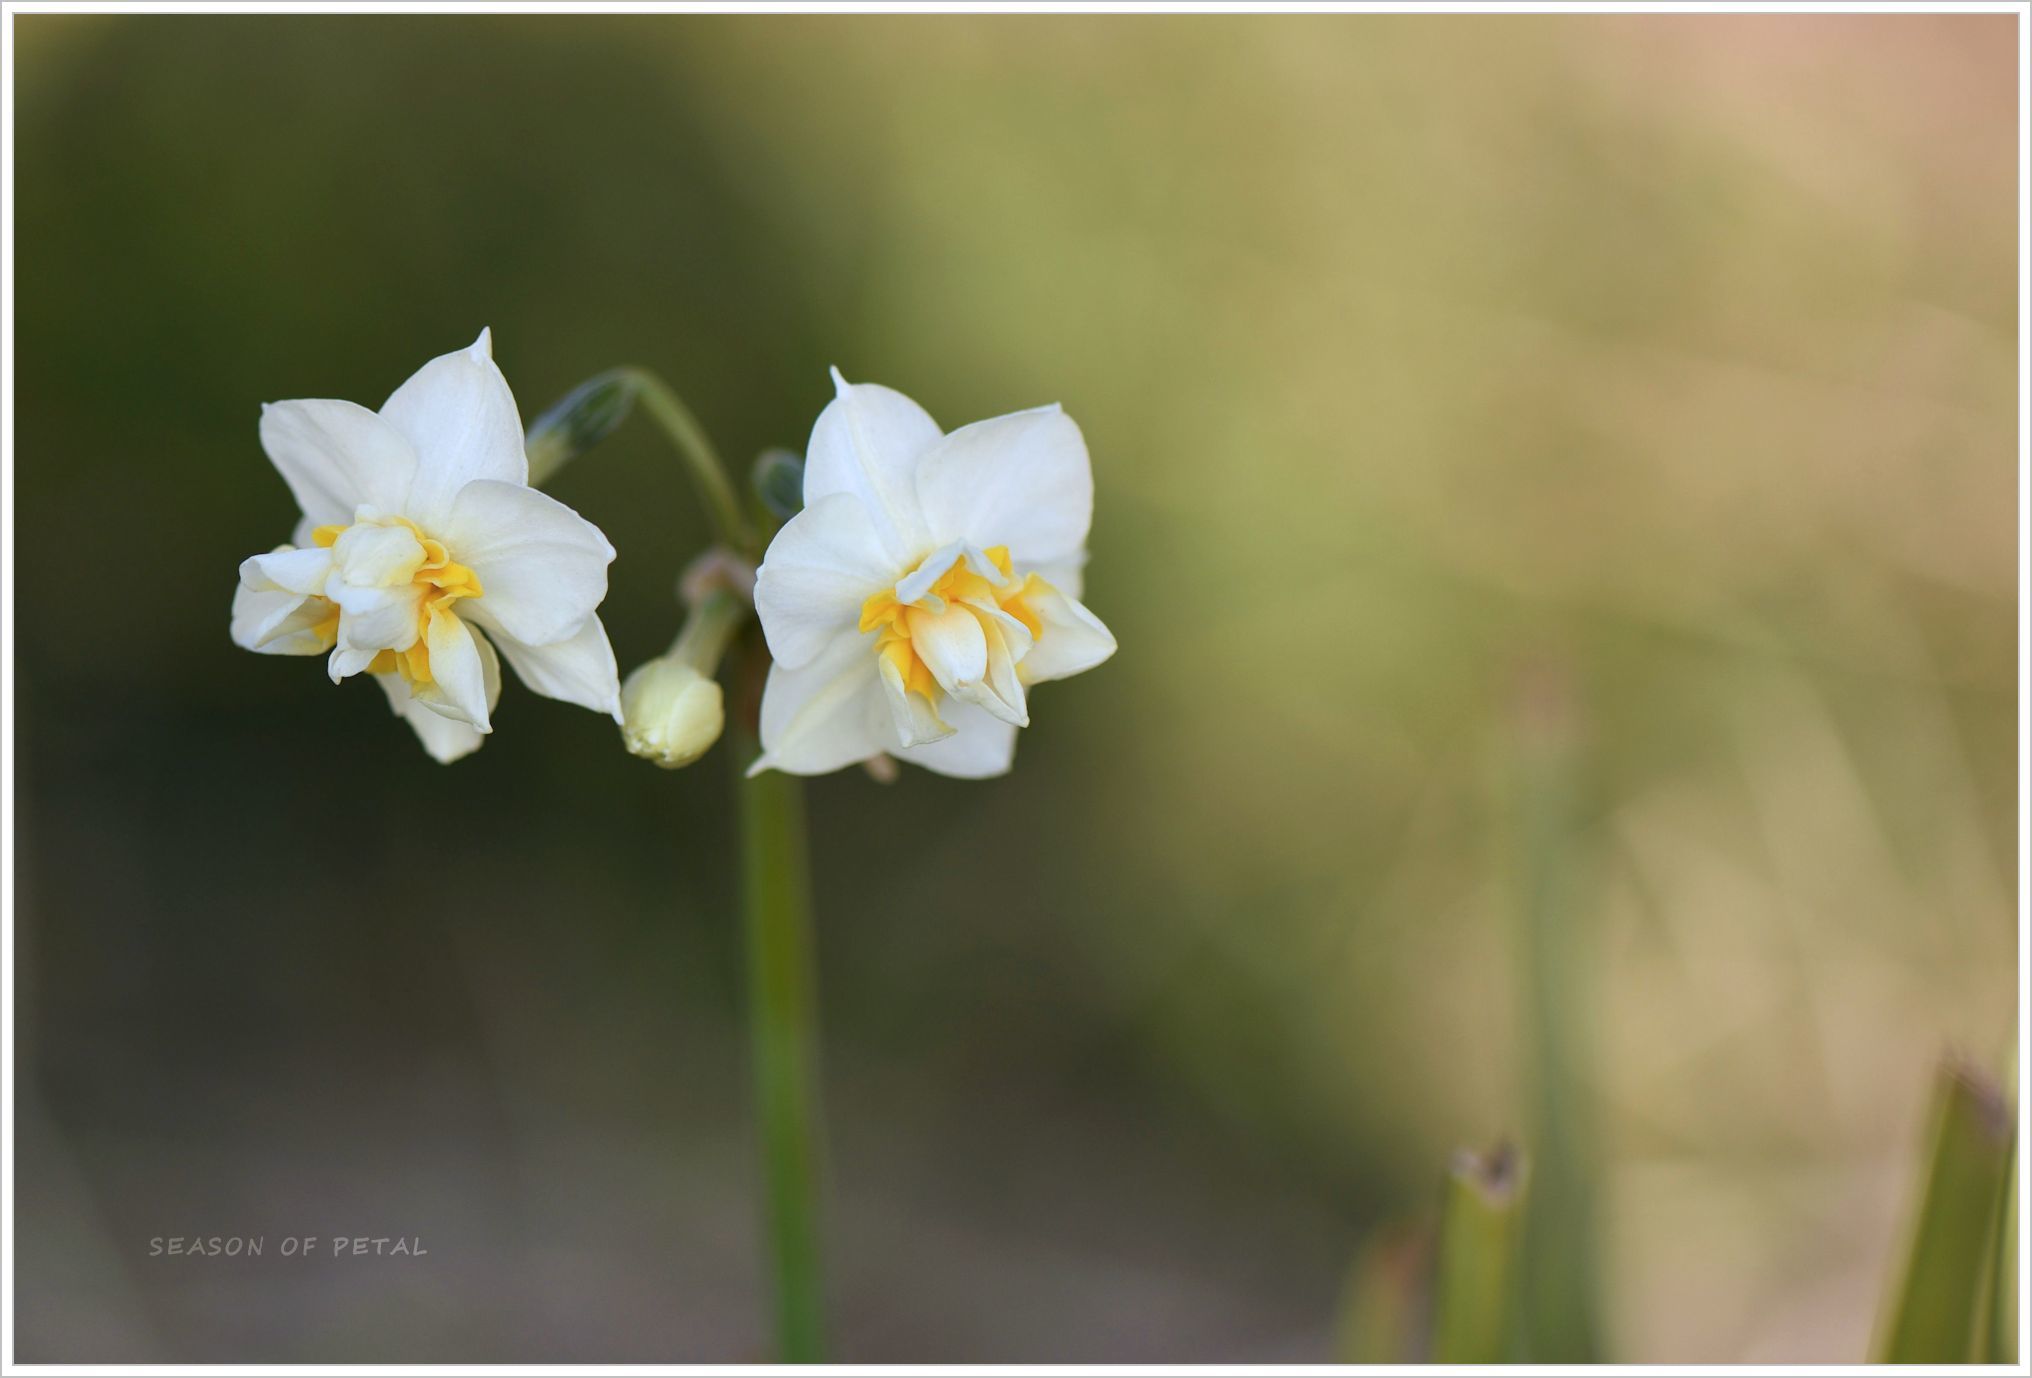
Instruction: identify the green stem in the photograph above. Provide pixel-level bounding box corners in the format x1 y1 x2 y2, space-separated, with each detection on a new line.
732 702 826 1361
619 366 756 556
531 364 812 1351
668 588 746 670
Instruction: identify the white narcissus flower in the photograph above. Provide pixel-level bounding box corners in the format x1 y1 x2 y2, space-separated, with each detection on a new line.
750 371 1117 779
230 330 623 763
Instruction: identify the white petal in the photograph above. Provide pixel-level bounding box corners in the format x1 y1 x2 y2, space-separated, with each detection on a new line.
753 492 898 672
258 398 419 528
802 371 941 565
914 404 1093 567
379 329 528 529
894 699 1018 779
328 521 424 587
750 630 891 777
968 601 1032 726
328 644 381 681
1018 581 1117 685
877 653 954 749
410 606 493 730
1029 554 1087 601
239 545 332 597
377 671 489 764
230 583 333 655
326 579 422 655
903 602 987 699
892 539 969 607
485 614 623 722
441 479 615 647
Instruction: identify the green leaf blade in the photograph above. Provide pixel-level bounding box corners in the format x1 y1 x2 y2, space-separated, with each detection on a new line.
1874 1059 2016 1364
1431 1143 1527 1364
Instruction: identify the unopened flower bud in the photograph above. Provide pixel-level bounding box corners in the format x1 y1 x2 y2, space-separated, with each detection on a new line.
524 369 640 487
619 587 745 769
752 447 806 521
621 657 725 769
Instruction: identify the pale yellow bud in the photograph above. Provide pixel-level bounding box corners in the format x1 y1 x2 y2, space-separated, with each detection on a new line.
620 656 725 768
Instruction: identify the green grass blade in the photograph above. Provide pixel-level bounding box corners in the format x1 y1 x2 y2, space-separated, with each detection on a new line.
1986 1135 2018 1363
1508 666 1603 1361
1431 1143 1527 1364
1874 1059 2015 1363
1334 1223 1428 1364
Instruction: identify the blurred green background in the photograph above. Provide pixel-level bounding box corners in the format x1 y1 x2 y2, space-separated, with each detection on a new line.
11 12 2019 1363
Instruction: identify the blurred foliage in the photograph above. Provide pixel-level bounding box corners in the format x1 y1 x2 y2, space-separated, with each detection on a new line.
1873 1060 2015 1363
1507 665 1603 1361
12 12 2020 1362
1431 1144 1528 1364
1990 1144 2018 1363
1334 1222 1428 1363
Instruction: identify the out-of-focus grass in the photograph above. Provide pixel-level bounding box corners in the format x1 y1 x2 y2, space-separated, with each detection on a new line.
1873 1060 2014 1363
1431 1145 1528 1364
1331 1145 1527 1363
1990 1147 2018 1363
1333 1223 1428 1364
11 12 2019 1362
1507 667 1601 1361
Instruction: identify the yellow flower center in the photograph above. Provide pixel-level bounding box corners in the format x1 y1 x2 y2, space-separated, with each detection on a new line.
311 516 483 687
859 544 1050 711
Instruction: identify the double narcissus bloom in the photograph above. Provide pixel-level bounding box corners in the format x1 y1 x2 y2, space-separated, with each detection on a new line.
230 330 623 762
751 371 1117 778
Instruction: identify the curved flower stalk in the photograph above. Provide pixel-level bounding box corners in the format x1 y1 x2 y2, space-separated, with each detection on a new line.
230 330 622 762
751 371 1117 778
